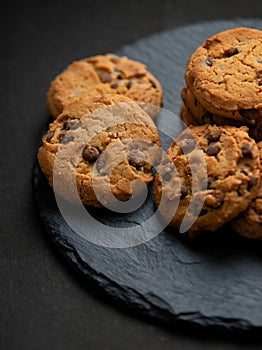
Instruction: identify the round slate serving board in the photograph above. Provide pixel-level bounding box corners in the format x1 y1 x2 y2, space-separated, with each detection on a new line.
34 19 262 334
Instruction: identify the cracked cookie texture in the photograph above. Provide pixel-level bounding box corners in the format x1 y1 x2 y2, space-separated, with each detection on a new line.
154 124 261 238
47 53 163 117
231 141 262 239
38 94 161 207
185 27 262 122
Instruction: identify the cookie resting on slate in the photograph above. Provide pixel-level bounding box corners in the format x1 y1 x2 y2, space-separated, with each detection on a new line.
154 124 261 238
38 94 161 207
47 53 163 118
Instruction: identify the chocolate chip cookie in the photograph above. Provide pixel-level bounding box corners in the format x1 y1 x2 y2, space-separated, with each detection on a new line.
185 27 262 124
38 94 161 207
181 85 251 125
47 53 163 117
154 124 261 238
181 85 262 141
181 86 245 126
180 102 201 126
231 141 262 239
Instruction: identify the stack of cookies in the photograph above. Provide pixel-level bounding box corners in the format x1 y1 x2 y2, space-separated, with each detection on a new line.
38 29 262 241
181 27 262 141
155 27 262 240
38 54 163 207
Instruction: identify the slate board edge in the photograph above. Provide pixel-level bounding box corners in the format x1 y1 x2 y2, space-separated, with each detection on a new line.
118 17 262 54
33 164 262 336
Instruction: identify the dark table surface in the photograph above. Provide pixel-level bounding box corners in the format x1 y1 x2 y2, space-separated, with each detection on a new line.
2 1 262 349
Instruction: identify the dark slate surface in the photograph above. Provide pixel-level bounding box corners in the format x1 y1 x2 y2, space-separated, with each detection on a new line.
34 19 262 334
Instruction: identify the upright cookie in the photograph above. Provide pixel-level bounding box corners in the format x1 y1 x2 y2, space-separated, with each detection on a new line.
47 53 163 117
38 94 161 207
154 124 260 237
231 142 262 239
185 27 262 123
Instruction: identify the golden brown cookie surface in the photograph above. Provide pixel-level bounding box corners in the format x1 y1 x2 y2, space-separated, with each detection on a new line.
231 141 262 239
182 85 247 126
181 85 256 124
39 95 161 207
185 27 262 122
47 54 163 117
181 85 262 141
154 124 261 237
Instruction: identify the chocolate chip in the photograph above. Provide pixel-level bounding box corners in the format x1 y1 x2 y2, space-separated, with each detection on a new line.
129 157 145 169
180 138 196 154
82 146 100 163
207 131 220 143
149 78 157 88
256 73 262 86
206 143 220 156
237 188 245 197
63 119 80 131
63 119 72 130
205 57 214 67
111 83 118 89
72 121 81 130
110 56 119 63
180 185 188 198
111 80 121 89
225 47 239 57
239 109 258 121
45 131 55 143
248 175 258 190
126 81 132 89
194 98 198 107
62 135 74 144
162 172 172 182
199 208 208 216
99 71 112 83
207 176 216 188
240 167 251 176
242 143 254 158
110 79 122 89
